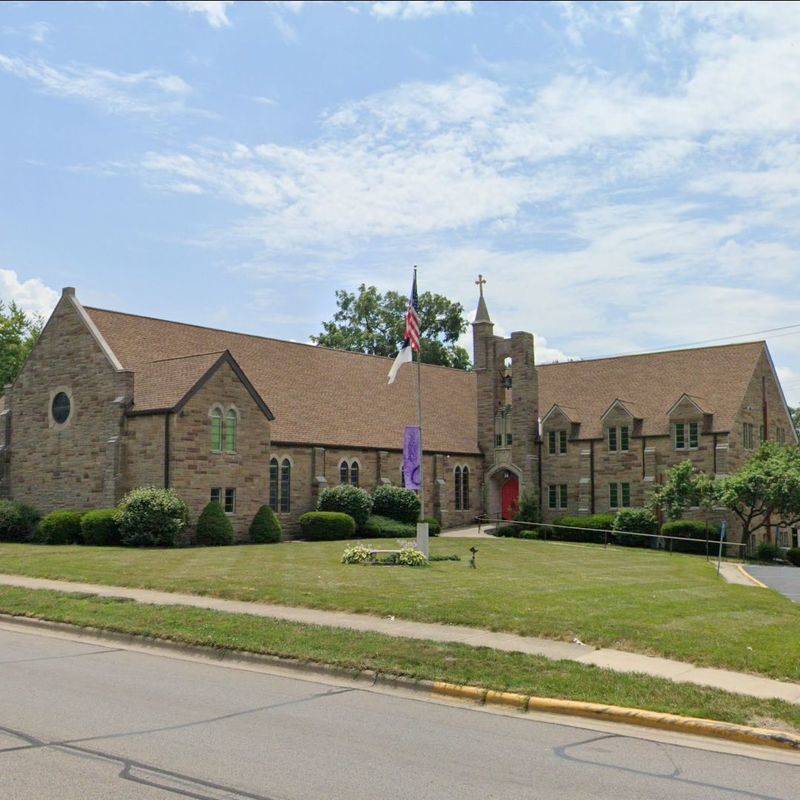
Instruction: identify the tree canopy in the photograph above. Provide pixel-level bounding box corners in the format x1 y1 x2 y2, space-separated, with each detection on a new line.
647 460 716 522
716 442 800 542
312 284 470 369
0 300 42 394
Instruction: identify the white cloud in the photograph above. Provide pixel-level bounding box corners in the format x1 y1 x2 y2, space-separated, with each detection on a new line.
167 1 233 29
0 270 59 318
370 1 473 21
0 53 196 117
271 12 298 43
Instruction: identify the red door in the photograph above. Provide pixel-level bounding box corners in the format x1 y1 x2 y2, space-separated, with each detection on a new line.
501 475 519 520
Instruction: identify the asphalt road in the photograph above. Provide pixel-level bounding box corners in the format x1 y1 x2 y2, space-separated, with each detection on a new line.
747 565 800 602
0 625 797 799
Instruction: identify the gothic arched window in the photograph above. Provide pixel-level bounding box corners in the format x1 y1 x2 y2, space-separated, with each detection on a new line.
225 408 238 453
340 460 349 485
462 466 470 510
454 466 462 511
210 407 223 452
280 459 291 513
269 458 279 511
350 461 359 487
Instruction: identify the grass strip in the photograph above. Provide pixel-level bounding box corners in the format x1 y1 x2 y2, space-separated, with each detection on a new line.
0 584 798 735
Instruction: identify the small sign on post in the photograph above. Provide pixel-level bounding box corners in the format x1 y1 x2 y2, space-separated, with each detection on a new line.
717 520 727 574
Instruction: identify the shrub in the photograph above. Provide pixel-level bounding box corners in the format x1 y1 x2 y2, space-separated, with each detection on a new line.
550 514 615 544
249 505 282 544
0 500 39 542
660 520 719 555
515 491 540 523
429 553 461 562
299 511 356 541
317 485 372 528
492 523 521 537
612 508 657 547
80 509 121 546
520 529 539 540
371 485 421 523
362 515 415 538
116 487 189 548
195 501 234 546
786 547 800 567
423 517 441 536
397 545 428 566
36 510 83 545
341 543 372 564
756 540 780 562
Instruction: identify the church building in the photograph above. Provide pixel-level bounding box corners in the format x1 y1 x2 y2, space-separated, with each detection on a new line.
0 283 795 544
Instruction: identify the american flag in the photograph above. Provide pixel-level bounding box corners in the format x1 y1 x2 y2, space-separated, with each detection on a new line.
404 270 420 352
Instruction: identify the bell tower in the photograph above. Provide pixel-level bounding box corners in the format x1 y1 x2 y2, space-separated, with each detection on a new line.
471 276 539 518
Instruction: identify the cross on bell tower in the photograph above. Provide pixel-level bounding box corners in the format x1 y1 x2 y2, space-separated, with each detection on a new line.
475 274 486 297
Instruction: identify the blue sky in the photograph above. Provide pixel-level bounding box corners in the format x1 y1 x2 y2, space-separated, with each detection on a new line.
3 1 800 403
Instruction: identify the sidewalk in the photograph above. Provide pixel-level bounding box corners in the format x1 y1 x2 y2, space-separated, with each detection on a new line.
1 572 798 705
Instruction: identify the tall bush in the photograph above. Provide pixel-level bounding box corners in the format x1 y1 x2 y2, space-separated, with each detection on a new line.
249 505 282 543
612 508 657 548
317 485 372 528
80 509 121 546
195 501 234 546
550 514 615 543
0 500 39 542
36 510 83 545
371 485 420 523
116 487 189 548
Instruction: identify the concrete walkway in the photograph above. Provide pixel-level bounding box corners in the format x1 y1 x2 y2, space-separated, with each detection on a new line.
439 525 494 538
1 572 798 705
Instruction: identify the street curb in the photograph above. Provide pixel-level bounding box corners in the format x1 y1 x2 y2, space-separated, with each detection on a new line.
1 613 798 752
737 564 768 588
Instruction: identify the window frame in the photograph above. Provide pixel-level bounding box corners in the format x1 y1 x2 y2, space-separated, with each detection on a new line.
621 482 631 508
462 466 470 510
225 408 238 453
224 488 236 515
559 483 568 509
268 458 279 511
609 482 619 509
743 422 754 450
350 460 359 487
454 465 462 511
548 484 558 510
279 458 291 513
210 487 222 506
339 460 349 485
209 406 223 452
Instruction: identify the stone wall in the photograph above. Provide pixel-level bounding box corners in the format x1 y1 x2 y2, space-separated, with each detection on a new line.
167 360 271 540
4 295 131 512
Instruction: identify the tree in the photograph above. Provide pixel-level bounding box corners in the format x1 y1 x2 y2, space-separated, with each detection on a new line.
312 284 470 369
716 442 800 545
647 460 717 522
790 406 800 440
0 300 43 394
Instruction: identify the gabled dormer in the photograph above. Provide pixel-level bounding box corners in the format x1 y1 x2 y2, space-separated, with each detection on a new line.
667 394 711 451
541 404 580 455
600 399 641 453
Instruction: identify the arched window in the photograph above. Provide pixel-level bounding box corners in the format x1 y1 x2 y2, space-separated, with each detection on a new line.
462 466 470 510
350 461 359 487
280 458 291 513
454 466 462 511
340 460 349 485
269 458 279 511
400 465 406 487
225 408 237 453
210 407 223 451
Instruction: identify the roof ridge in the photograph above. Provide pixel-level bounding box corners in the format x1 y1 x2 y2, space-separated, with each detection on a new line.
539 339 765 368
84 306 475 377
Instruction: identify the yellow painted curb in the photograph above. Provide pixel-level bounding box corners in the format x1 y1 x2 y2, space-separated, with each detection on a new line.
431 682 800 751
737 564 768 588
485 690 529 710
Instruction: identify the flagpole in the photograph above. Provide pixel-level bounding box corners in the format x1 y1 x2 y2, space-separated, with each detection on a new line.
415 327 425 522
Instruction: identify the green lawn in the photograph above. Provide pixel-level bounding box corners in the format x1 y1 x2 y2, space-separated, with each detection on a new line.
0 538 797 680
1 585 798 734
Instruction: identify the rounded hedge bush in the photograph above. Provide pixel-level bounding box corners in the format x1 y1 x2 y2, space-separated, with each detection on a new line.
371 485 420 524
80 509 121 546
660 520 719 555
195 501 234 546
0 500 39 542
299 511 356 541
756 540 780 562
36 510 83 545
116 487 189 548
249 505 282 543
550 514 615 543
786 547 800 567
317 485 372 528
362 514 415 538
612 508 657 548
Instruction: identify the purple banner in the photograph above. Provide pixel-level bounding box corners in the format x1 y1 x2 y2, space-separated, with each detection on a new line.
403 426 422 491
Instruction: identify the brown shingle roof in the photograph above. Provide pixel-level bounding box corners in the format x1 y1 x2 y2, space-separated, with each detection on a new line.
539 341 765 438
85 305 766 451
86 308 480 454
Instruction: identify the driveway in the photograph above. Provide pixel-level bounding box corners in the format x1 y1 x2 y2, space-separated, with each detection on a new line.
746 565 800 603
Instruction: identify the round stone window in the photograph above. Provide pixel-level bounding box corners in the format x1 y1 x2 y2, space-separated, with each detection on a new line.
51 392 71 425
